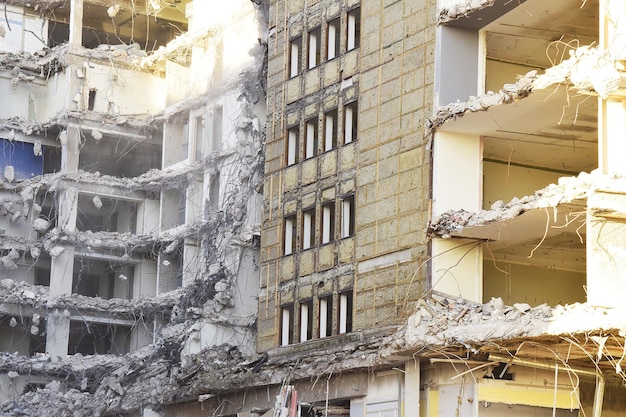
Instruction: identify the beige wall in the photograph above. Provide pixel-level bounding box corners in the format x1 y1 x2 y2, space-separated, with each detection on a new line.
259 0 435 351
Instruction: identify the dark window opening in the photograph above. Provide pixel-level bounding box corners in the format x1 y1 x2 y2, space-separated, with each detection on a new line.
88 89 97 111
69 320 131 355
73 257 134 300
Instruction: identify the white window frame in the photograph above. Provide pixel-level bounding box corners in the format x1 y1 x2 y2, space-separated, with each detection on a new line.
327 18 340 60
289 36 302 77
319 296 332 338
339 292 351 334
324 109 338 151
287 127 299 166
347 8 360 51
341 196 354 238
344 101 358 144
284 216 296 255
300 302 310 342
281 307 291 346
302 208 315 250
305 118 318 159
308 27 321 69
322 202 335 244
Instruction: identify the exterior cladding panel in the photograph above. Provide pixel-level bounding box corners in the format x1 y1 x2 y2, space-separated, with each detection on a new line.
258 0 436 352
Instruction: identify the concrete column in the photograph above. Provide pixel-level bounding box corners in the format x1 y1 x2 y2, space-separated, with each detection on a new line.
431 131 483 302
134 260 157 298
137 198 160 235
130 319 154 351
49 249 75 298
598 0 626 176
404 360 420 416
61 128 80 173
182 241 201 286
587 191 626 307
57 188 78 232
46 311 70 360
69 0 84 47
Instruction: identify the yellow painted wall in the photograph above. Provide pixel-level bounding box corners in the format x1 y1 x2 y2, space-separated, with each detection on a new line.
483 161 562 209
483 261 585 306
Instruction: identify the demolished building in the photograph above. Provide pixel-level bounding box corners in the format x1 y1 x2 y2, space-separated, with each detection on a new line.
0 0 267 413
4 0 626 416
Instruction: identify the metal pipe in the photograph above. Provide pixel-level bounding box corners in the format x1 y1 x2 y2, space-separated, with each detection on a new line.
488 355 604 417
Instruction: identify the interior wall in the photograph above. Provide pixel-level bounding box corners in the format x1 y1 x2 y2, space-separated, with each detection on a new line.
84 63 165 115
484 59 538 93
435 26 479 107
483 161 562 209
483 261 586 306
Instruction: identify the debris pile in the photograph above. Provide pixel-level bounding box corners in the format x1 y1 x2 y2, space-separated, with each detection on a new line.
428 170 610 237
437 0 499 25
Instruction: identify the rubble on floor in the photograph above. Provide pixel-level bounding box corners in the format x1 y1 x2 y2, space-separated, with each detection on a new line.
437 0 500 25
384 291 626 376
428 45 622 132
427 170 605 237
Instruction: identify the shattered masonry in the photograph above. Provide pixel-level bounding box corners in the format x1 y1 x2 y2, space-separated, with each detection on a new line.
0 0 268 414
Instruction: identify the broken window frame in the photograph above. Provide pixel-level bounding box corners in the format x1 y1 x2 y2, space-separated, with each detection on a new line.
289 36 303 78
343 100 358 144
326 17 340 61
347 8 361 51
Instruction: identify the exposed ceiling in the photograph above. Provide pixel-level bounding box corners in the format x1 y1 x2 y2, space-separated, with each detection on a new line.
485 0 599 69
438 0 602 272
440 85 598 174
44 0 191 49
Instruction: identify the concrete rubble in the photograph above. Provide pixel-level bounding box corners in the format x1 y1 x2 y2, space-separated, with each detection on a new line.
0 0 269 414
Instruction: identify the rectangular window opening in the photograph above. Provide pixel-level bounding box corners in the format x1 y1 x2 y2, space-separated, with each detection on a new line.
281 305 294 346
286 126 300 166
327 18 340 60
88 89 96 111
341 195 355 238
290 36 302 77
322 202 335 244
299 300 313 342
305 118 318 159
339 291 353 334
308 27 321 69
302 208 315 250
324 109 338 152
347 8 361 51
284 216 297 255
344 101 358 144
319 296 333 338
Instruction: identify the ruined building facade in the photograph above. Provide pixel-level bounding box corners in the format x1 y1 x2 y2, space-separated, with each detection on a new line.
0 0 265 408
4 0 626 416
